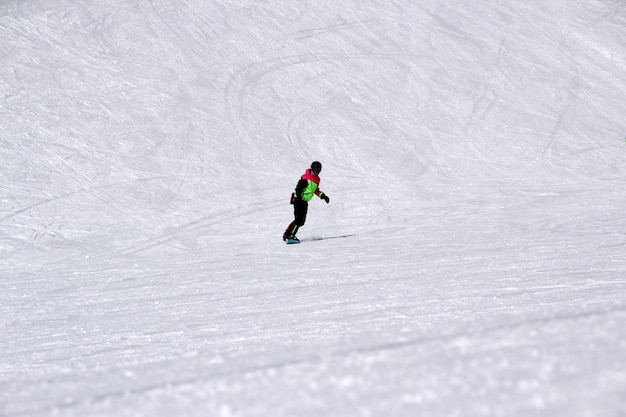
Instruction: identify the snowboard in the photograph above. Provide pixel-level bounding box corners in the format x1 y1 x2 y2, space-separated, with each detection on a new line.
285 238 300 244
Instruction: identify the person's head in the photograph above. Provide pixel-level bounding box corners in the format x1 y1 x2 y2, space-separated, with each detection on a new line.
311 161 322 175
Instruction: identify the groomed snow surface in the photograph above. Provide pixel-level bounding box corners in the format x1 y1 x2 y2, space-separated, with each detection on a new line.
2 1 626 416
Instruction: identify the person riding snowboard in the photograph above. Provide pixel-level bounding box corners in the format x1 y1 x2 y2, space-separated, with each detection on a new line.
283 161 330 243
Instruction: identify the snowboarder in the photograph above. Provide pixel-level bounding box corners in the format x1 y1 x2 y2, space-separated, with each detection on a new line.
283 161 330 243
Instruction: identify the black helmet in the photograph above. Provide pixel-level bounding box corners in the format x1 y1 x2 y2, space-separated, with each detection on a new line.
311 161 322 174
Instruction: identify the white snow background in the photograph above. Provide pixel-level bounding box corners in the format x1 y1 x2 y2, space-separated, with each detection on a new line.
2 1 626 416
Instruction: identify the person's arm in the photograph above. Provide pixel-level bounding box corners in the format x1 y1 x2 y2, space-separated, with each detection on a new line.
295 178 307 198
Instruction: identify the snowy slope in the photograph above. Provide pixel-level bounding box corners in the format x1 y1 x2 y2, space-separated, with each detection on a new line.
1 1 626 416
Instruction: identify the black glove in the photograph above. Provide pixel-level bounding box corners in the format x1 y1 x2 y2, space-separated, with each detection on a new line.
320 193 330 204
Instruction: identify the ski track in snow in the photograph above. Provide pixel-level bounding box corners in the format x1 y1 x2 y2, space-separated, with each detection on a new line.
1 1 626 416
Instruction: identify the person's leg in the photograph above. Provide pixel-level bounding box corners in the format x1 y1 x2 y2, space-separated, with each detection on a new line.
284 201 308 239
284 221 299 239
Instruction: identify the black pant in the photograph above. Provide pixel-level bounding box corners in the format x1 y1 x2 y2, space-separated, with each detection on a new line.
285 199 308 237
